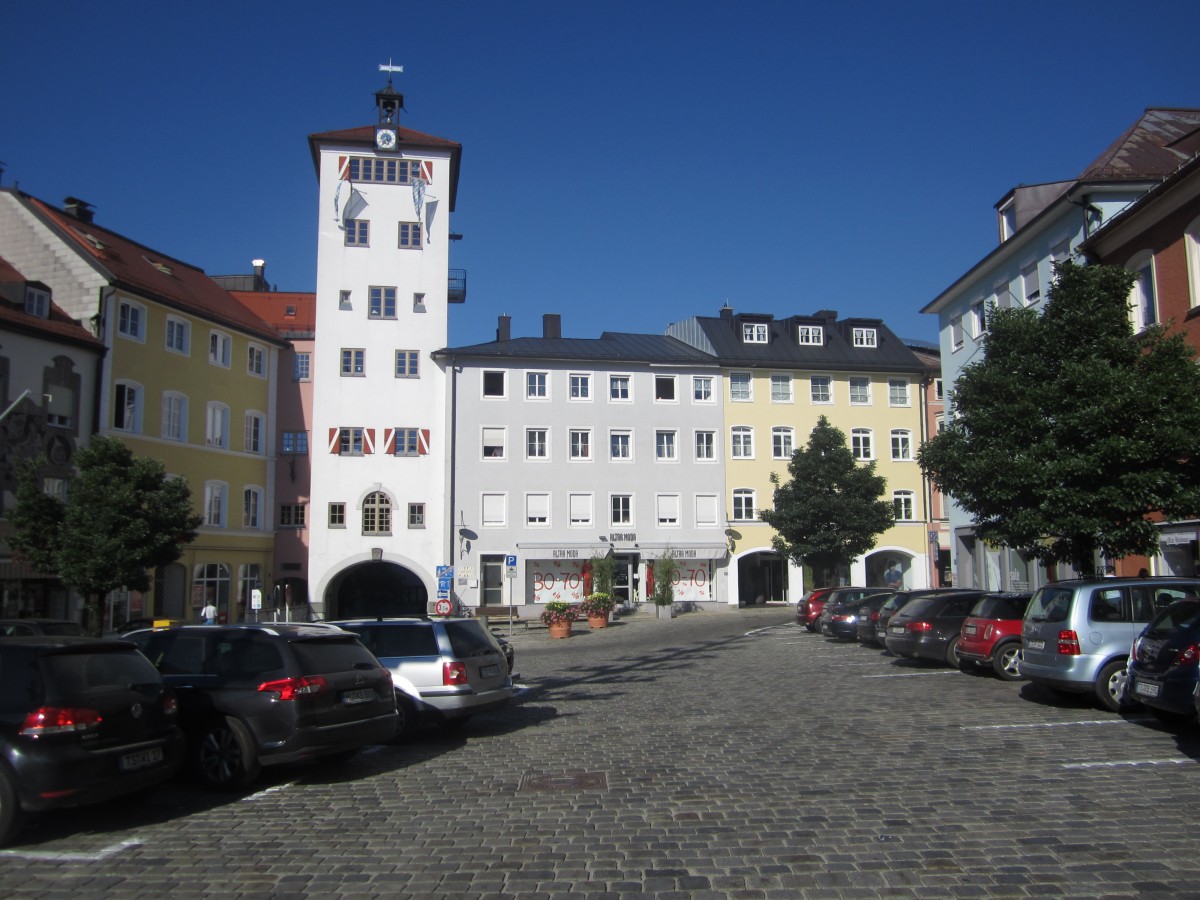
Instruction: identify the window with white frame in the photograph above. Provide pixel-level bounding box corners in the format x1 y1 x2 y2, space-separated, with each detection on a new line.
797 324 823 345
731 426 754 459
692 375 713 401
162 392 187 441
770 373 792 402
569 373 591 400
610 494 632 526
569 428 592 460
729 372 751 401
569 493 593 526
341 348 365 376
328 502 346 528
338 427 364 455
45 380 75 428
935 378 944 400
969 300 987 338
731 488 756 522
165 316 190 354
393 427 420 456
369 286 397 318
24 286 49 318
347 157 423 184
526 428 548 459
852 327 877 348
891 429 913 461
742 322 769 343
655 430 677 460
395 350 419 378
113 382 141 432
888 379 910 407
339 290 352 310
849 376 871 405
204 481 227 527
482 371 505 398
526 371 548 399
950 315 964 351
695 430 716 461
654 374 677 401
526 493 550 526
610 430 632 461
209 331 231 367
117 300 145 341
1021 261 1041 306
656 494 681 526
244 411 265 454
205 402 230 448
999 200 1016 241
695 494 718 528
1129 252 1158 330
482 427 506 459
398 222 422 249
810 375 832 404
481 493 506 527
294 352 311 381
609 374 631 400
852 428 873 461
893 490 915 521
772 426 794 459
408 503 425 529
344 218 369 246
1186 217 1200 310
243 487 263 529
362 491 392 534
247 344 265 377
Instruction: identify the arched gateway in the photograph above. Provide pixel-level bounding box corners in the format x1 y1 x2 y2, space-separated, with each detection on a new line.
323 561 428 620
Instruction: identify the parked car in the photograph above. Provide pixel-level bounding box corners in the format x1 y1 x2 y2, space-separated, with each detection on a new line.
884 591 986 665
957 592 1034 680
1021 577 1200 712
796 587 837 631
330 617 513 738
0 636 185 845
126 623 397 789
853 591 901 645
1127 598 1200 723
0 619 85 637
818 589 892 640
865 589 973 648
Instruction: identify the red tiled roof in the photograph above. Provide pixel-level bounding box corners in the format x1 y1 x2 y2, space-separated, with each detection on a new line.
19 193 285 346
0 251 103 348
231 290 315 336
1078 108 1200 180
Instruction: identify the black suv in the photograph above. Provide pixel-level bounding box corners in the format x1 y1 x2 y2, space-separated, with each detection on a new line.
0 619 85 637
0 637 184 845
127 624 396 789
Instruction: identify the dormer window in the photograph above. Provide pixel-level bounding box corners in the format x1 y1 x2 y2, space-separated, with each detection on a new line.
796 325 823 346
999 200 1016 241
742 322 769 343
145 257 173 276
24 286 49 318
852 327 877 348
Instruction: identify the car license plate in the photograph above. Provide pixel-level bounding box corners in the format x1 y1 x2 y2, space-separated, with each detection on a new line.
341 688 376 705
964 624 977 635
1026 640 1045 651
889 626 904 635
1134 681 1161 698
479 664 501 678
119 746 163 772
876 629 886 640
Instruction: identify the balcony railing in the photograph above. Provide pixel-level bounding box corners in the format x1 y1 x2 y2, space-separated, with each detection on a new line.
448 269 467 303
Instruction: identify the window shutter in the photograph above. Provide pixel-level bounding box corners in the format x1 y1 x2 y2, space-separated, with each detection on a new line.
338 156 349 180
364 429 375 454
419 429 431 455
383 428 395 455
421 160 433 183
328 428 341 454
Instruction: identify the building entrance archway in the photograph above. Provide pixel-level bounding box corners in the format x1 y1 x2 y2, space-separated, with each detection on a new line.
325 561 427 619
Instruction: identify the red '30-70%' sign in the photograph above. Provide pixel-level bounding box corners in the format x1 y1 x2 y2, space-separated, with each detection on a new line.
528 561 713 604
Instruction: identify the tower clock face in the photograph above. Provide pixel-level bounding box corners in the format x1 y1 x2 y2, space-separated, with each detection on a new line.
376 128 398 150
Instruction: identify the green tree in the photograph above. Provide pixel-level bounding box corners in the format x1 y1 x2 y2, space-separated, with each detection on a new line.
919 261 1200 576
9 436 203 635
760 416 894 586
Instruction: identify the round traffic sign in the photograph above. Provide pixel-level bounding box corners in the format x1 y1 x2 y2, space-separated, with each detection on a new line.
434 598 453 616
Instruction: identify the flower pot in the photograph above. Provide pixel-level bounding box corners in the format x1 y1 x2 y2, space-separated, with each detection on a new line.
655 603 674 620
587 613 609 629
548 621 572 639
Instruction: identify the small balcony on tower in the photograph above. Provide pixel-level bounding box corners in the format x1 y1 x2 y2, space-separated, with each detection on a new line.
448 268 467 304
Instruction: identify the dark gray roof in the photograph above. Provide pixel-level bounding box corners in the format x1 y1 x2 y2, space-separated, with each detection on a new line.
435 331 720 366
671 312 925 373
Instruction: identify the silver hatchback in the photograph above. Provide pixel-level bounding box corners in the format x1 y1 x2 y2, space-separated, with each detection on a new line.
1020 577 1200 711
331 617 513 737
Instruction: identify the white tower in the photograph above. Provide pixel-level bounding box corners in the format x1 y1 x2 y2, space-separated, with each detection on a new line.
307 70 463 617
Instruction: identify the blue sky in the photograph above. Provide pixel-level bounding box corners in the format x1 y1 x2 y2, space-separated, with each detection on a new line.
4 1 1197 347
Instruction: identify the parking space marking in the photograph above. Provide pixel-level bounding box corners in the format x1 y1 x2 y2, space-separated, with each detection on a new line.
862 670 960 678
1063 757 1196 770
0 839 142 862
242 782 296 800
963 719 1143 730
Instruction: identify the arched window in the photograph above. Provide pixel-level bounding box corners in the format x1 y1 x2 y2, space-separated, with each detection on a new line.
362 491 392 535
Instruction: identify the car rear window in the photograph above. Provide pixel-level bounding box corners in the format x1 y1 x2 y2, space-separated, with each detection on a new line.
1027 586 1073 623
349 624 439 658
444 621 498 658
970 594 1031 620
45 648 162 695
894 597 938 619
0 647 41 710
40 622 85 636
1146 599 1200 637
291 636 379 674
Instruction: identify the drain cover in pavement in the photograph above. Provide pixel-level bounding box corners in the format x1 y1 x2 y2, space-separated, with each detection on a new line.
519 771 607 792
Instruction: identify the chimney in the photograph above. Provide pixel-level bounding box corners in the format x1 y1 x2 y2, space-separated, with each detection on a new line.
63 197 95 224
719 303 734 320
252 258 268 292
543 313 561 340
496 315 511 342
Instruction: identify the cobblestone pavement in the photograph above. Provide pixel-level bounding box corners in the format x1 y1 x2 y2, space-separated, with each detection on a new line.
3 606 1200 898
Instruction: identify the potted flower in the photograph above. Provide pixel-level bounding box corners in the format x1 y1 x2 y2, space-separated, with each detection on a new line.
579 592 616 629
650 552 679 620
540 601 577 638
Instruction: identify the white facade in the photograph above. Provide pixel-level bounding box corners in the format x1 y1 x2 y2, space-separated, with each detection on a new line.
307 119 460 617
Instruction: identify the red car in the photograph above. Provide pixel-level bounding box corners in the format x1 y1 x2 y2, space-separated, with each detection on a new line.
796 587 837 632
956 592 1033 680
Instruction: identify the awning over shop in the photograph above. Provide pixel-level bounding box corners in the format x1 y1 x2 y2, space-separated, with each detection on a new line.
514 543 609 560
636 544 728 561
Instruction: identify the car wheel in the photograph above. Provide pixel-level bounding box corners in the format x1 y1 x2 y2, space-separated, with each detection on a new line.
944 636 961 667
0 767 25 848
393 693 418 740
993 643 1024 681
804 623 817 633
1095 660 1137 713
196 717 262 790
